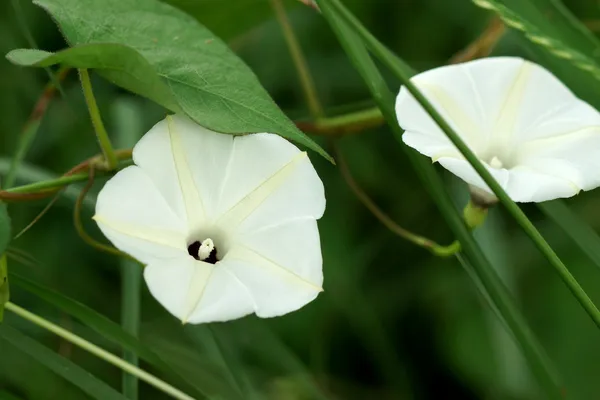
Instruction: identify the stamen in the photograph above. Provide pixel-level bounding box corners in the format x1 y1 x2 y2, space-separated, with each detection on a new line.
198 238 215 261
489 156 503 169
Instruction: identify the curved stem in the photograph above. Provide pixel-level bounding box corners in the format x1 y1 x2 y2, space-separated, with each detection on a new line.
333 142 459 256
271 0 324 119
4 302 193 400
79 69 118 170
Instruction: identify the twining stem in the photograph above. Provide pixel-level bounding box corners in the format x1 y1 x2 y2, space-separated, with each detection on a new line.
448 17 505 64
333 142 459 256
4 302 193 400
5 67 71 188
271 0 324 119
328 0 600 331
78 69 118 170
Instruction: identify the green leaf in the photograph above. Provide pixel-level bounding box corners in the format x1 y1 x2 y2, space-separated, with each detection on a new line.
8 273 206 399
0 325 127 400
472 0 600 107
6 0 330 161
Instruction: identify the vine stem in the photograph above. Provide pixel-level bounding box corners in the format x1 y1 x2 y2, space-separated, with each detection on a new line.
271 0 324 119
4 302 194 400
333 142 459 256
79 69 118 170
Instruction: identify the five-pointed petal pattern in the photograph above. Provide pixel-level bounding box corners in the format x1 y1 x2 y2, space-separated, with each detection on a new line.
396 56 600 203
94 115 325 324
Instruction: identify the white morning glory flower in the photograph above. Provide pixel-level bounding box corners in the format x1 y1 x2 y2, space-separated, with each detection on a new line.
396 56 600 203
93 115 325 324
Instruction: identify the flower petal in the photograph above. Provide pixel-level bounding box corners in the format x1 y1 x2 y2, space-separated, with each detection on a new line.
133 115 234 230
215 133 325 233
512 64 600 143
517 127 600 191
94 166 187 264
235 217 322 285
144 256 254 324
396 57 529 157
222 241 323 318
437 157 579 202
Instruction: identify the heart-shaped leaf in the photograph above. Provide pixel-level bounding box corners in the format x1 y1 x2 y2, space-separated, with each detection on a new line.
6 0 330 160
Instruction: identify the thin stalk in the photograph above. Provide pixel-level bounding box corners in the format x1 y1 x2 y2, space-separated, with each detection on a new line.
333 142 459 256
113 100 143 399
315 0 561 396
271 0 324 119
326 0 600 333
5 67 71 188
4 302 194 400
78 69 118 170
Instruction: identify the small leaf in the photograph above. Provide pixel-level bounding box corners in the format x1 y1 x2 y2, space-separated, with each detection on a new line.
6 0 331 160
0 325 127 400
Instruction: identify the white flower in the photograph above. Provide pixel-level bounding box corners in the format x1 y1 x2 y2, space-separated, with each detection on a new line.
93 115 325 324
396 56 600 203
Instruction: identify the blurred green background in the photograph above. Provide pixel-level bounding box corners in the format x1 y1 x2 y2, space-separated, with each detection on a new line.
2 0 600 399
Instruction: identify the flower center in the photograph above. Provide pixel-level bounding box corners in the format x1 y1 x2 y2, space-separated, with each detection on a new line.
187 238 218 264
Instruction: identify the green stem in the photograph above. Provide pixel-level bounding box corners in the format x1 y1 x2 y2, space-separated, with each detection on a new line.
315 0 561 397
5 174 89 194
326 0 600 333
334 141 459 256
79 69 118 170
4 302 194 400
271 0 324 119
297 106 384 135
113 99 143 399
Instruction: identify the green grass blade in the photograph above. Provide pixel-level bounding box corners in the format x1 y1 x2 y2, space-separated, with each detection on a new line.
0 324 127 400
9 272 206 399
539 200 600 269
112 99 144 400
315 0 561 397
325 0 600 334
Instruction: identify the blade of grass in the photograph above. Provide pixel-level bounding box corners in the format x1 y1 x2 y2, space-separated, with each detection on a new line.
9 272 207 399
314 0 561 397
4 302 194 400
0 324 127 400
325 0 600 334
111 100 143 400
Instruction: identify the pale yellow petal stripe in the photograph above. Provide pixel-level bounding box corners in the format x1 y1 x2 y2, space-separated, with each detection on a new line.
166 116 206 229
181 262 214 324
216 151 307 229
418 82 480 142
227 245 323 292
492 61 532 142
93 216 186 249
